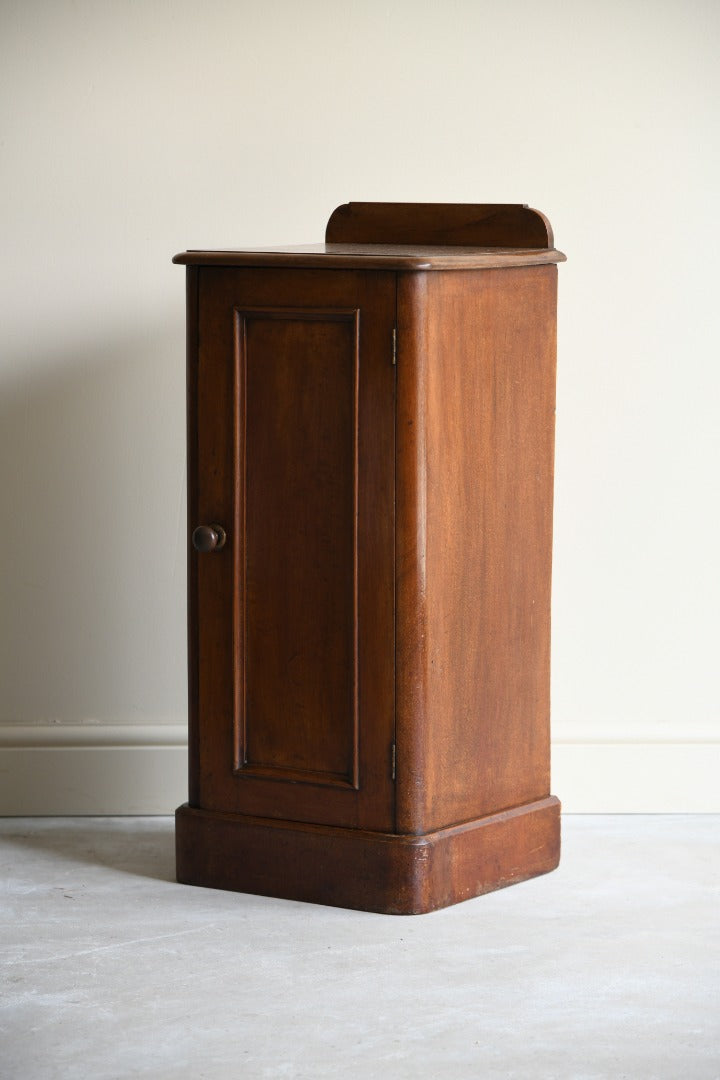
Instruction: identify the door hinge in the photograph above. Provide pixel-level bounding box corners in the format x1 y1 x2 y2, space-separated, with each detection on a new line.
391 742 396 781
392 327 397 366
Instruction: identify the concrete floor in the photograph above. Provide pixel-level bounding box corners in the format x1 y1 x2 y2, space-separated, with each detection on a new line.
0 816 718 1080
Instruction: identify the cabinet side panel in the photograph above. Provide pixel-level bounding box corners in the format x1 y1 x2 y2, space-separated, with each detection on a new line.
422 266 558 830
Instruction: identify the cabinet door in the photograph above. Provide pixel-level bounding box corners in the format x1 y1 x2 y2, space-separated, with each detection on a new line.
189 268 396 831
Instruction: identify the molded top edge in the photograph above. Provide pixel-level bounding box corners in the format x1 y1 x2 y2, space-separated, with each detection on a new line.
172 243 566 271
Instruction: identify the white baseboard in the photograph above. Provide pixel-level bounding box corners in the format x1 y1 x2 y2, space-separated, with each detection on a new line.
552 742 720 813
0 724 718 815
0 725 188 816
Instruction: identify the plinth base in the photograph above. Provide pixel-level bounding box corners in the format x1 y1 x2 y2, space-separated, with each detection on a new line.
175 796 560 914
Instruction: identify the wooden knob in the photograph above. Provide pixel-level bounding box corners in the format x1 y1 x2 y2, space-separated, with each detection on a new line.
192 524 226 552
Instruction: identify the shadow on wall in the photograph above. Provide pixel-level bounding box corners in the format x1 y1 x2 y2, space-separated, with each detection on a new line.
0 325 187 729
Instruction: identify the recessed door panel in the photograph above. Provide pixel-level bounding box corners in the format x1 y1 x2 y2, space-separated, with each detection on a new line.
191 269 396 831
239 308 358 788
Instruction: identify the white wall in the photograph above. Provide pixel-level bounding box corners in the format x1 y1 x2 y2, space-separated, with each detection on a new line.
1 0 718 813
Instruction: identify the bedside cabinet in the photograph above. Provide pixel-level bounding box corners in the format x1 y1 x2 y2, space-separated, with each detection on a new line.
174 202 565 913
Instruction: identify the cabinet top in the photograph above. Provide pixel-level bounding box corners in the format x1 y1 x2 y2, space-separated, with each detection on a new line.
173 202 565 271
173 243 565 271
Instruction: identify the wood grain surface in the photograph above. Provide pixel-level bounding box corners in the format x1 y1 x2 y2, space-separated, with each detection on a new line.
176 796 560 915
325 202 554 247
396 266 558 833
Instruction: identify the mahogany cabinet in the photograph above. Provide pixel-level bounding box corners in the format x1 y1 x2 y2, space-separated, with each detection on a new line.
174 202 565 913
